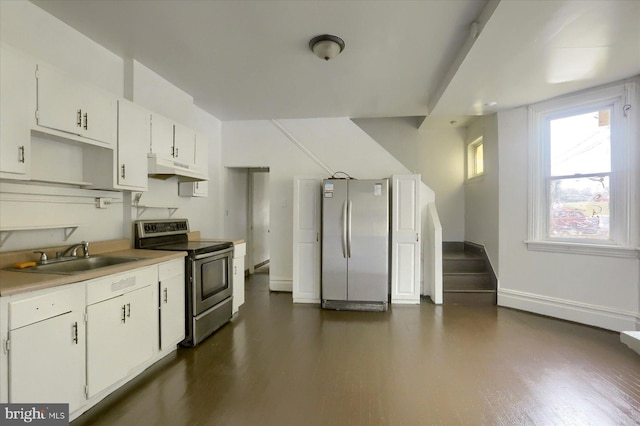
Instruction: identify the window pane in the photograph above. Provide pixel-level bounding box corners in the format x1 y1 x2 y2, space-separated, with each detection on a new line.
549 175 609 239
475 143 484 175
549 109 611 176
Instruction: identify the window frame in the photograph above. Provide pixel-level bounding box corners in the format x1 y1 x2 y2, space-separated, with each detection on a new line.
526 80 639 258
467 136 484 180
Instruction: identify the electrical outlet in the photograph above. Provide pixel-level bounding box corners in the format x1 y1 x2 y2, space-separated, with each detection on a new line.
95 197 110 209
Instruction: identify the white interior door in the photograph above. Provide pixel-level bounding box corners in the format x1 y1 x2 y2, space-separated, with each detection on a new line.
391 174 421 304
292 176 322 303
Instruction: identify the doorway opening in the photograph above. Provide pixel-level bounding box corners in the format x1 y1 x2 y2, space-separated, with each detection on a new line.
225 167 270 278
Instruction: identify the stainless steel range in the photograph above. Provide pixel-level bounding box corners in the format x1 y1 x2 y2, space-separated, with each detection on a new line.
134 219 233 346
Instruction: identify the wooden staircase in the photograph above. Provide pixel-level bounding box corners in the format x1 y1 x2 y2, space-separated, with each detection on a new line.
443 242 496 305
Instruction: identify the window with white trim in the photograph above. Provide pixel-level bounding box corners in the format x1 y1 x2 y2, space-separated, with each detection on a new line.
467 137 484 179
527 81 638 257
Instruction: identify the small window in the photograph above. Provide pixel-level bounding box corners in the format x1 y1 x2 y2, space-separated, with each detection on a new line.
467 137 484 179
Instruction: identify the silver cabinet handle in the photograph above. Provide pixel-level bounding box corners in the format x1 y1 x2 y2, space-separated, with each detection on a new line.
126 303 131 318
163 288 168 304
72 321 78 344
83 112 88 130
18 146 25 163
77 109 82 127
121 305 126 323
121 164 126 179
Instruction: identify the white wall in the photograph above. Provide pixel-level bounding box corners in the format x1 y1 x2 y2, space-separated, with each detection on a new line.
224 168 248 243
0 1 225 251
464 114 499 272
497 107 640 331
222 118 413 291
353 117 465 241
0 1 122 96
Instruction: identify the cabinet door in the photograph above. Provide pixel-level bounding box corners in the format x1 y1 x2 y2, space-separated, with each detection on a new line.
150 114 174 158
0 44 33 178
9 311 85 412
391 174 421 303
292 177 321 303
194 132 208 175
124 286 155 371
159 274 186 351
36 63 85 137
232 252 245 314
117 99 150 190
81 85 116 145
86 294 128 398
173 123 196 166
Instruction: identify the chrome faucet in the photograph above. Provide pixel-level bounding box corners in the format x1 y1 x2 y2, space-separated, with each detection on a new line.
57 241 90 259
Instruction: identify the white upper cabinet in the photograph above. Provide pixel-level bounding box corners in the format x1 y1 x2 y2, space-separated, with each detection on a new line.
117 99 150 190
0 44 35 179
178 132 209 197
173 123 196 166
150 113 175 159
36 63 116 146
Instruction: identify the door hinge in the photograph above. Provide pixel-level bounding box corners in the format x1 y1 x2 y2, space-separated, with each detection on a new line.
35 110 39 120
4 339 10 353
35 69 39 79
84 385 89 399
84 312 89 324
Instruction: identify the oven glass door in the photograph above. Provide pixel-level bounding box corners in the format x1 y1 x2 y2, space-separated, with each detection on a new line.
193 248 233 314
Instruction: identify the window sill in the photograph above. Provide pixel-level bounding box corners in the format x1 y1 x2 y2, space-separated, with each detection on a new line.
525 240 639 258
465 173 485 184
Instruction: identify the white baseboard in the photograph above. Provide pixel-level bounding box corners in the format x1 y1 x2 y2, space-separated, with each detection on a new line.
391 299 420 305
498 288 638 332
621 332 640 355
293 298 320 304
270 278 292 292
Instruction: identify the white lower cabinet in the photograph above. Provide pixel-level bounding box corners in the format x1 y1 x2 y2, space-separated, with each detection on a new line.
86 267 155 398
0 259 184 419
232 242 246 314
159 259 185 350
7 285 85 412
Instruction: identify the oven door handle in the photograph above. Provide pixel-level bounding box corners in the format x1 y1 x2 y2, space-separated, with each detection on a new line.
194 247 234 260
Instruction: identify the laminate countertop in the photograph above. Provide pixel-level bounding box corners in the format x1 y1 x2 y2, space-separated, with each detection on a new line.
0 246 186 297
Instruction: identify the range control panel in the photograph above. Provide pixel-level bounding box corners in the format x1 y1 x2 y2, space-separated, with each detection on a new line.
135 219 190 238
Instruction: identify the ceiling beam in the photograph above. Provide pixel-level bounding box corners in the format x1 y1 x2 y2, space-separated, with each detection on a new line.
418 0 501 130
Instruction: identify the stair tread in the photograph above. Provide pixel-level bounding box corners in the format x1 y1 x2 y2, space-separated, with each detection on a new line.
444 271 490 276
443 251 482 260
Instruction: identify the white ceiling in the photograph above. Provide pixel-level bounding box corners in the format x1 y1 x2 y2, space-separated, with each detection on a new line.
30 0 640 126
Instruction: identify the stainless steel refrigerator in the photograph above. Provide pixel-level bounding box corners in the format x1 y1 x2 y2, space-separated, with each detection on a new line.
321 178 390 311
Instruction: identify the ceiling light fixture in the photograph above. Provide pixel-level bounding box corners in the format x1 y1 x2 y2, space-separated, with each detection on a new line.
309 34 345 61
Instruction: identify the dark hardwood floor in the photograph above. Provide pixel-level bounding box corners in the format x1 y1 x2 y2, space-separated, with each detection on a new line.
72 272 640 425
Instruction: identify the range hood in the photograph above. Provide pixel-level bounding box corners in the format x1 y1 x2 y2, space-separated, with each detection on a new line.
147 154 208 182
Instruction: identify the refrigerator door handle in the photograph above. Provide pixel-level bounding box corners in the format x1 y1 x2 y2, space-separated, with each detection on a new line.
347 200 352 258
341 200 348 258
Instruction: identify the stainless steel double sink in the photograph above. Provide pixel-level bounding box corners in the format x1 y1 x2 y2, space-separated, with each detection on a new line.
12 255 144 275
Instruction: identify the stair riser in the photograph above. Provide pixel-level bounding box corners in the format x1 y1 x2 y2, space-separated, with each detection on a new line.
444 274 492 291
443 292 497 305
443 259 486 273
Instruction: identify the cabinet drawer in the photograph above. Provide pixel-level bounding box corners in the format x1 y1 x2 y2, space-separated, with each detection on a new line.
10 285 83 330
86 266 156 305
233 242 246 258
158 258 184 281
